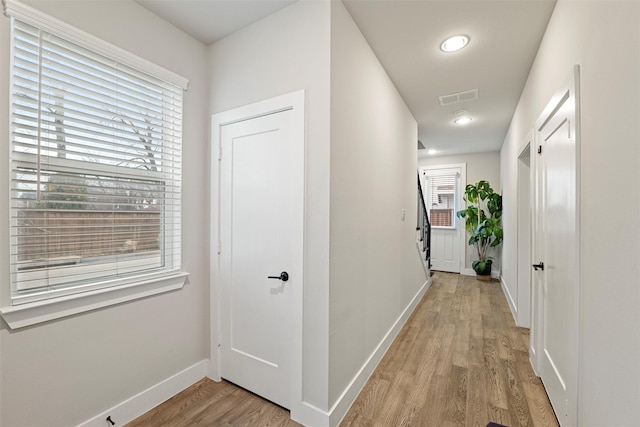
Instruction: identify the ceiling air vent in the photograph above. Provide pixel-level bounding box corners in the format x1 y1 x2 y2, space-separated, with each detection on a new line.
438 89 479 106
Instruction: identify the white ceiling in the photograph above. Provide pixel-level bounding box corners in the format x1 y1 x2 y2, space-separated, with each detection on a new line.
342 0 556 156
136 0 556 157
137 0 297 45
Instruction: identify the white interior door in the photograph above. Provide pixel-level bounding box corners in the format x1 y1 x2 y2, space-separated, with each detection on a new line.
215 93 304 411
533 66 580 426
431 227 459 272
423 165 465 273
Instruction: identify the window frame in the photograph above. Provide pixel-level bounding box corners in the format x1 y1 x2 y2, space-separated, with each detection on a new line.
424 170 459 230
1 0 189 329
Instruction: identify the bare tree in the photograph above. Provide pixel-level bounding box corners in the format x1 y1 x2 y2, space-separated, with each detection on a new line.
115 115 159 172
47 98 67 159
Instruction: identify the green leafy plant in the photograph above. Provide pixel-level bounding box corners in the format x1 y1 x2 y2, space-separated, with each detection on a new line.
456 180 503 275
38 173 88 210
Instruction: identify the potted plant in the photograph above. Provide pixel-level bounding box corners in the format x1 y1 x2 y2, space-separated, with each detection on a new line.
456 180 503 280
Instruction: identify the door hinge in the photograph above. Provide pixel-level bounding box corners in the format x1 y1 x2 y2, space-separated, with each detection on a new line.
537 145 543 155
218 145 222 161
217 240 221 254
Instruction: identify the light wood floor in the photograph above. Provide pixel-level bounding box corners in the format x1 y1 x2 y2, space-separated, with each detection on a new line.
126 272 558 427
341 272 558 427
126 377 299 427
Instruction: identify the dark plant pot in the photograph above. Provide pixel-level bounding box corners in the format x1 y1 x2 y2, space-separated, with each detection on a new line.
472 259 492 280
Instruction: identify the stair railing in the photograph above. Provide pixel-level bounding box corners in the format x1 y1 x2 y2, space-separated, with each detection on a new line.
417 174 431 268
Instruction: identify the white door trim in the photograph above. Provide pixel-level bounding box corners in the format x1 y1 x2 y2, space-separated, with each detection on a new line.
209 90 305 421
515 132 533 328
419 163 466 273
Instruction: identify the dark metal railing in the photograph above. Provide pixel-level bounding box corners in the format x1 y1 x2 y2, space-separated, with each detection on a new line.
417 174 431 268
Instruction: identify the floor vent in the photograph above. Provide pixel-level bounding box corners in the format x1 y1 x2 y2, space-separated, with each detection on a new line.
439 89 478 106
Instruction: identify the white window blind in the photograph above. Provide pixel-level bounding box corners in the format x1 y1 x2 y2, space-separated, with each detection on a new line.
426 173 457 228
9 17 185 305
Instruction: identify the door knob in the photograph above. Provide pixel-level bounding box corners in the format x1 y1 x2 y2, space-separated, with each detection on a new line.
267 271 289 282
532 262 544 271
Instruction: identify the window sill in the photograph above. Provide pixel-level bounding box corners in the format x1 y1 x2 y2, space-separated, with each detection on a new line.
0 272 189 330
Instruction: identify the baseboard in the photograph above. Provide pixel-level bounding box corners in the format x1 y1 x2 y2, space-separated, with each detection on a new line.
461 268 475 276
461 268 500 279
500 276 518 323
296 401 331 427
529 347 539 376
77 360 208 427
319 276 433 427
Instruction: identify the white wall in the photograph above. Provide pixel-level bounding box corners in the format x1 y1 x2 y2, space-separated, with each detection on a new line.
0 0 426 423
0 2 210 426
419 151 501 272
500 0 640 424
208 2 428 419
329 1 427 408
207 1 332 412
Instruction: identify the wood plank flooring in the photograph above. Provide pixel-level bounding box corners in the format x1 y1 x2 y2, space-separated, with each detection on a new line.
126 378 299 427
341 272 558 427
126 272 558 427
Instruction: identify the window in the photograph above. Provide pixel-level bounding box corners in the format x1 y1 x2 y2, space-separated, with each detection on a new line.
425 172 458 228
6 3 188 309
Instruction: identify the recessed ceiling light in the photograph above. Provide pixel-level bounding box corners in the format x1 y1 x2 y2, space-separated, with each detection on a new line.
427 149 437 155
454 110 472 125
440 35 470 52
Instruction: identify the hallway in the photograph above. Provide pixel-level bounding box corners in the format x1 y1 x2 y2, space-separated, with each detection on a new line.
127 272 558 426
341 272 558 426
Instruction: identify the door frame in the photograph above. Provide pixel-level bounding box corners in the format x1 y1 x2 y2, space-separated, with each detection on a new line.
516 132 533 328
420 163 466 273
530 125 542 374
531 66 580 425
209 90 305 420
